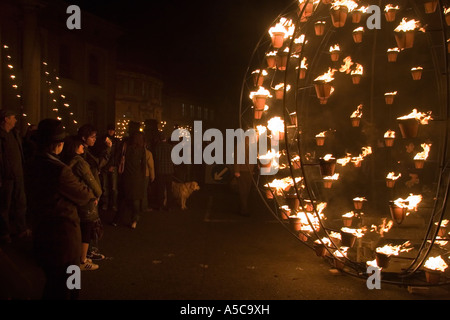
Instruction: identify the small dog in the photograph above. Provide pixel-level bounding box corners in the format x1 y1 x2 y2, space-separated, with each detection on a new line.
172 181 200 210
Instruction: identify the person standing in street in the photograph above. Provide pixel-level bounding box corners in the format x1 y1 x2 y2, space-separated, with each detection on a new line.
154 133 174 211
233 135 256 217
114 132 147 228
0 109 29 244
98 124 119 212
28 119 95 299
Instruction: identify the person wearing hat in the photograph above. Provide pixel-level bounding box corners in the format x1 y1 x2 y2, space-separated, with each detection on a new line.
27 118 95 299
0 109 29 244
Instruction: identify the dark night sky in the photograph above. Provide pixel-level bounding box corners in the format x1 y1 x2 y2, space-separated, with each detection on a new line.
69 0 294 106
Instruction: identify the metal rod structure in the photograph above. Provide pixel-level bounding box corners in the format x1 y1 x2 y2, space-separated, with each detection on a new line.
238 0 450 286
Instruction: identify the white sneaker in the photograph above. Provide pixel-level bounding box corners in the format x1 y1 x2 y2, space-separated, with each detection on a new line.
80 260 99 271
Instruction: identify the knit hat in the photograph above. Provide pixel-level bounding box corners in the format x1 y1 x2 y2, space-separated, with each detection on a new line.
37 118 66 146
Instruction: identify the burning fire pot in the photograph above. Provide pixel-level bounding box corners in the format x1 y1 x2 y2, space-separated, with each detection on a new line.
397 118 419 139
389 201 407 224
286 194 300 211
387 48 399 62
395 30 415 50
289 216 302 232
315 21 326 36
384 6 399 22
319 156 336 176
375 252 391 269
424 0 438 14
313 243 327 257
314 81 333 100
411 67 423 80
340 228 357 247
330 5 348 28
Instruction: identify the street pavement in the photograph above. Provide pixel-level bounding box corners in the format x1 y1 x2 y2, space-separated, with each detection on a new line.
1 183 450 303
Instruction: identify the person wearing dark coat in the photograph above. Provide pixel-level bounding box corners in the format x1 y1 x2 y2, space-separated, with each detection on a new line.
28 119 95 300
0 109 29 244
154 134 174 211
77 124 111 259
114 132 147 229
61 136 103 271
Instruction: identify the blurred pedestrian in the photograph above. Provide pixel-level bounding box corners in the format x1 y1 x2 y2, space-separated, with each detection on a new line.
0 109 29 245
233 135 256 216
142 145 155 213
114 132 147 229
154 133 174 211
28 119 95 299
98 124 119 212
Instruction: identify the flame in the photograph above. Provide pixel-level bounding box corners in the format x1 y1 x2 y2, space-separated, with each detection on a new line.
384 4 399 12
424 256 448 272
266 51 277 57
353 26 364 33
315 237 332 246
414 143 432 160
249 87 271 99
386 172 401 180
267 116 285 133
252 69 268 76
294 34 307 45
256 125 267 136
439 219 449 227
353 197 366 202
384 130 396 138
315 68 337 83
387 47 400 53
331 0 358 12
356 6 368 13
385 91 397 96
342 211 355 218
350 104 363 118
337 154 352 166
376 241 412 256
291 203 327 231
393 194 422 211
274 83 291 92
397 109 433 125
394 18 422 32
351 63 363 76
269 18 295 38
411 66 423 71
351 146 372 164
341 227 364 238
300 57 308 69
265 176 302 191
445 7 450 15
323 154 334 161
259 149 281 161
329 44 340 52
315 131 327 138
323 173 339 180
339 56 354 74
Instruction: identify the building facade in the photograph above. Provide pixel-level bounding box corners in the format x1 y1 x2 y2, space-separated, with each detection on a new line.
0 0 120 134
115 65 163 137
